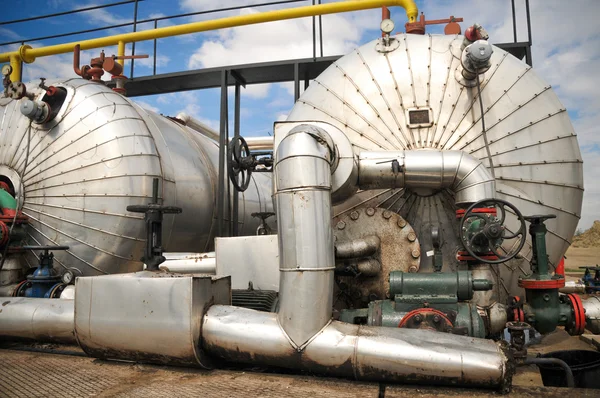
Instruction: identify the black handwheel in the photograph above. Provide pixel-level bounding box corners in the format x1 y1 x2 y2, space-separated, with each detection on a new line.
459 198 526 264
228 136 253 192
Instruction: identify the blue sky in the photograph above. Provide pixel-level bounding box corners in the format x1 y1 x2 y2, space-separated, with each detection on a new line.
1 0 599 229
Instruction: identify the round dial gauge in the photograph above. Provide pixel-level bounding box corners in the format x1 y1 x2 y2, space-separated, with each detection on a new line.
1 64 12 77
62 270 75 285
380 18 395 34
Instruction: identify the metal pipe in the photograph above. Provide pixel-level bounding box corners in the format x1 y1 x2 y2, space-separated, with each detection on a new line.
130 0 139 78
0 0 419 82
203 305 511 390
0 297 76 344
523 357 574 388
176 112 220 141
358 150 496 205
335 235 380 259
245 136 274 151
559 280 586 294
582 296 600 334
335 258 381 276
274 124 335 348
159 252 217 274
0 1 308 48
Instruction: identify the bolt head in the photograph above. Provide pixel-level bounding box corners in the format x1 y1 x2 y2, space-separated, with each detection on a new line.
414 314 423 323
383 210 392 219
336 221 346 230
407 232 416 242
350 211 359 220
397 218 407 228
366 208 375 216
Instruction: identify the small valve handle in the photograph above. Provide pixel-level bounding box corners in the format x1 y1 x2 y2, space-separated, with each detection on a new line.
127 204 182 214
523 214 556 224
22 245 69 251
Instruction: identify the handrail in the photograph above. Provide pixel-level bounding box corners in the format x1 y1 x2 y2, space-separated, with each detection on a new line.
0 0 418 82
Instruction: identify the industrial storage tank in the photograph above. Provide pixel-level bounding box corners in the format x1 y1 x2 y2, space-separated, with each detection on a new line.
0 79 272 276
287 33 583 300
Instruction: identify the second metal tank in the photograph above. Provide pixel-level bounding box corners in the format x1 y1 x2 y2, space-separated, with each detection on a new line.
0 79 272 276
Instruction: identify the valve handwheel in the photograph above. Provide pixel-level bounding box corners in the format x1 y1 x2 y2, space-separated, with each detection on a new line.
459 198 527 264
228 136 253 192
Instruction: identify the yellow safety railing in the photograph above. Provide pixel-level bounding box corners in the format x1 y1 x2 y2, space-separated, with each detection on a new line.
0 0 418 82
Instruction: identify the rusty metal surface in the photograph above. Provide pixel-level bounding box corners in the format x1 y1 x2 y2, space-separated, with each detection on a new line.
333 207 420 310
0 347 598 397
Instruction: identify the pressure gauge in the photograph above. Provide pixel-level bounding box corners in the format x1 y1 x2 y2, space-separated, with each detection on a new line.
1 64 12 77
62 269 75 285
380 18 395 35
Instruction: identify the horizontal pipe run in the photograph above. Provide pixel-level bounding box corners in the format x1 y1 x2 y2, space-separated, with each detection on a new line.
559 280 586 294
0 0 418 81
203 305 511 390
0 297 76 344
245 136 274 151
176 113 220 141
358 150 496 204
335 235 380 259
159 257 216 274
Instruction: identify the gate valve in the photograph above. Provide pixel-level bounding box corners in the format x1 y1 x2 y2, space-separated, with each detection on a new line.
126 178 182 271
459 198 526 264
251 211 275 235
15 245 70 298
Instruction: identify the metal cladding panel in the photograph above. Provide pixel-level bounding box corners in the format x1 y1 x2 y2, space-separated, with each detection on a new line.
0 79 273 276
74 271 231 367
287 34 583 300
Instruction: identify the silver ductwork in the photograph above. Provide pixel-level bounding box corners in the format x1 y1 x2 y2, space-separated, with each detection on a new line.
0 297 76 344
582 296 600 334
203 305 510 389
274 124 336 348
358 150 496 204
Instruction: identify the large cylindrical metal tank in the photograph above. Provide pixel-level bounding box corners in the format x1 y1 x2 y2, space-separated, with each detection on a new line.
287 34 583 300
0 79 272 276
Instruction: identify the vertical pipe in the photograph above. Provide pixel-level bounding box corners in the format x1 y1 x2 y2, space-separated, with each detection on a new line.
153 20 158 75
275 126 335 348
9 54 21 82
232 82 241 236
318 0 323 57
382 6 390 37
511 0 517 43
525 0 533 65
312 0 316 60
117 41 125 66
294 62 300 102
217 70 228 237
130 0 139 78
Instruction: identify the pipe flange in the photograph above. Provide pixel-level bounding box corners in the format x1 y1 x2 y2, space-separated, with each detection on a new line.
18 45 35 64
332 207 420 311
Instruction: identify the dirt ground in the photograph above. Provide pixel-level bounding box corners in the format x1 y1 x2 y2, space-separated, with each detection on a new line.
564 247 600 273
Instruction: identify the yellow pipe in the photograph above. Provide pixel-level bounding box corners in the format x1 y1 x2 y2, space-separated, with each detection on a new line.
117 41 125 66
0 0 417 65
9 55 21 83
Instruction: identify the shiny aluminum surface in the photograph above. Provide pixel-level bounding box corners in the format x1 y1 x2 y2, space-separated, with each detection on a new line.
274 125 335 348
203 305 509 389
0 297 75 343
74 271 230 367
0 79 272 276
287 34 583 299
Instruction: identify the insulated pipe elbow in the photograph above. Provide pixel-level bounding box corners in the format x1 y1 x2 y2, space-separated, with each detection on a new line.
358 150 495 206
274 124 336 348
202 305 511 390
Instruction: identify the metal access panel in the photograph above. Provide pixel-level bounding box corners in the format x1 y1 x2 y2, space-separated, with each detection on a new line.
74 272 230 367
215 235 279 291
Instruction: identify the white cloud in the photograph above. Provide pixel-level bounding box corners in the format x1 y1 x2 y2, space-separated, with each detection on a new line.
75 3 131 25
133 99 159 113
